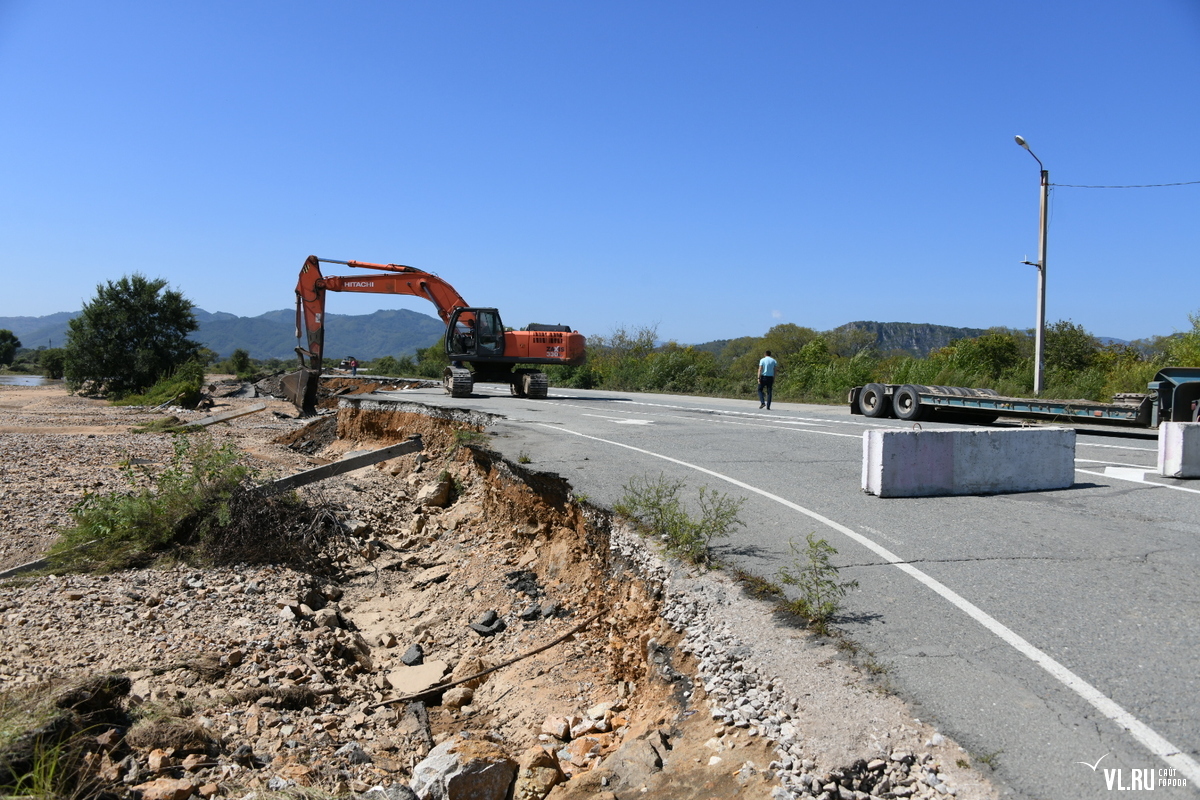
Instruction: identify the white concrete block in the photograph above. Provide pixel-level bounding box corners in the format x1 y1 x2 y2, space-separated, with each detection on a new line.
862 427 1076 497
1157 422 1200 478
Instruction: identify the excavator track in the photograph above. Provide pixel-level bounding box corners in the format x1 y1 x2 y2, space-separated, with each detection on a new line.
443 367 474 398
510 369 549 399
525 371 549 399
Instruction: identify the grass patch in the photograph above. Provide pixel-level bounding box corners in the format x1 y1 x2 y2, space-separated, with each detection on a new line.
615 473 745 566
517 450 531 464
113 360 206 409
48 433 345 573
452 429 489 449
777 533 859 633
730 567 784 600
0 677 128 798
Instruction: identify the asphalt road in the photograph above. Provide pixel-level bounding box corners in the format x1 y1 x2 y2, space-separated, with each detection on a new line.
364 382 1199 799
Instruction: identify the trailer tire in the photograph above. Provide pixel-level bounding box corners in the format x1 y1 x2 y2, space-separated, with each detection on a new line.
859 383 892 418
893 384 926 421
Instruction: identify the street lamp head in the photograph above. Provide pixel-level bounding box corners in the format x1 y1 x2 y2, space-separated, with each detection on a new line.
1014 135 1044 170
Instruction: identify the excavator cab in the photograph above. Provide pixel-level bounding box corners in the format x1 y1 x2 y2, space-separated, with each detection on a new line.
446 307 505 360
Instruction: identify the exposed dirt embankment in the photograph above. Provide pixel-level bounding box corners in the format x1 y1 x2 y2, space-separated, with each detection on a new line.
0 385 998 800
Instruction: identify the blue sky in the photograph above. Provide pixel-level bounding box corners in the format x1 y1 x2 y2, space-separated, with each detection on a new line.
1 1 1198 345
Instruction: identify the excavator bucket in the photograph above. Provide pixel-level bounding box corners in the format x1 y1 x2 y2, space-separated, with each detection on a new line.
281 368 321 416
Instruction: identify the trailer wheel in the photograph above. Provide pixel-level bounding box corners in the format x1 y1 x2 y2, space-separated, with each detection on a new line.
859 383 892 418
893 384 926 421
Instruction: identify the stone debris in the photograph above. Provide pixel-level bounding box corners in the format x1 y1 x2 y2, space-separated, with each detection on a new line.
410 736 517 800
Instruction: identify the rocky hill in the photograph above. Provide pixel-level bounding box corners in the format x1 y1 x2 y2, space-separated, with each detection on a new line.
690 322 994 359
833 321 990 357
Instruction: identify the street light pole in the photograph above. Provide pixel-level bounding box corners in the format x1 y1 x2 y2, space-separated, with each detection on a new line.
1015 135 1048 396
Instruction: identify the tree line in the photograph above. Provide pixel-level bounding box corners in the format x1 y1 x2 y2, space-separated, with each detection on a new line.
532 318 1200 405
5 273 1199 409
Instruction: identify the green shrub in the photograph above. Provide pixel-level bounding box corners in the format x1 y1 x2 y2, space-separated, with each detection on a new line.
415 342 449 378
114 360 206 408
38 348 66 379
48 434 342 574
49 434 251 572
777 533 858 631
615 473 744 565
370 355 417 376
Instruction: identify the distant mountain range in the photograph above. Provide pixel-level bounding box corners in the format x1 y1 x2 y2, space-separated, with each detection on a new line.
0 308 445 361
2 311 1131 363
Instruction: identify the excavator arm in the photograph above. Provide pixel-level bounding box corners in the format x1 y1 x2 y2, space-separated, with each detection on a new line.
293 254 470 368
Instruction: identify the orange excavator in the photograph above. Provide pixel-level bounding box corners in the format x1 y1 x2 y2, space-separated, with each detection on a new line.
282 255 586 413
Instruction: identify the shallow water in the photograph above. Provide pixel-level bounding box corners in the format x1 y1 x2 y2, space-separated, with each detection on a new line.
0 374 57 386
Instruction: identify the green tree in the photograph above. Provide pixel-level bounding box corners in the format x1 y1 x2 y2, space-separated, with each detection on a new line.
945 333 1022 379
1167 312 1200 367
762 323 819 357
415 340 450 378
229 348 252 375
39 348 66 379
1044 319 1097 373
63 274 200 397
372 354 416 376
0 329 20 366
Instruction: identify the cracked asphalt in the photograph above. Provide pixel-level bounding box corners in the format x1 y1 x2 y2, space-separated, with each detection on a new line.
349 382 1199 799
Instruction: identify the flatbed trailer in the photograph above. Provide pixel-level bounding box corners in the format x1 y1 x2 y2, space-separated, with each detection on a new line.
847 367 1200 428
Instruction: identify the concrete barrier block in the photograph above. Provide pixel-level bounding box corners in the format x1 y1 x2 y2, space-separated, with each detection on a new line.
1157 422 1200 478
862 427 1076 497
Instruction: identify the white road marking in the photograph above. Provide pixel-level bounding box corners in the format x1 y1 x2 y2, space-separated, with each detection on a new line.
1075 458 1155 469
538 400 860 438
581 414 653 425
665 415 861 439
1103 466 1154 481
1076 441 1156 452
538 423 1200 785
1076 468 1200 496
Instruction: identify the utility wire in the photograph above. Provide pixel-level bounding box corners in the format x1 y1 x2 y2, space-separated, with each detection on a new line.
1052 180 1200 189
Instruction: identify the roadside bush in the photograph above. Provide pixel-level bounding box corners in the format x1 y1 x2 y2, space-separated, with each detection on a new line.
615 473 744 566
370 354 417 376
777 533 858 631
415 342 449 378
48 434 342 573
1167 311 1200 367
776 351 877 403
642 345 722 394
113 360 206 409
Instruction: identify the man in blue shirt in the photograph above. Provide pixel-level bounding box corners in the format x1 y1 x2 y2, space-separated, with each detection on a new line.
757 350 778 409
